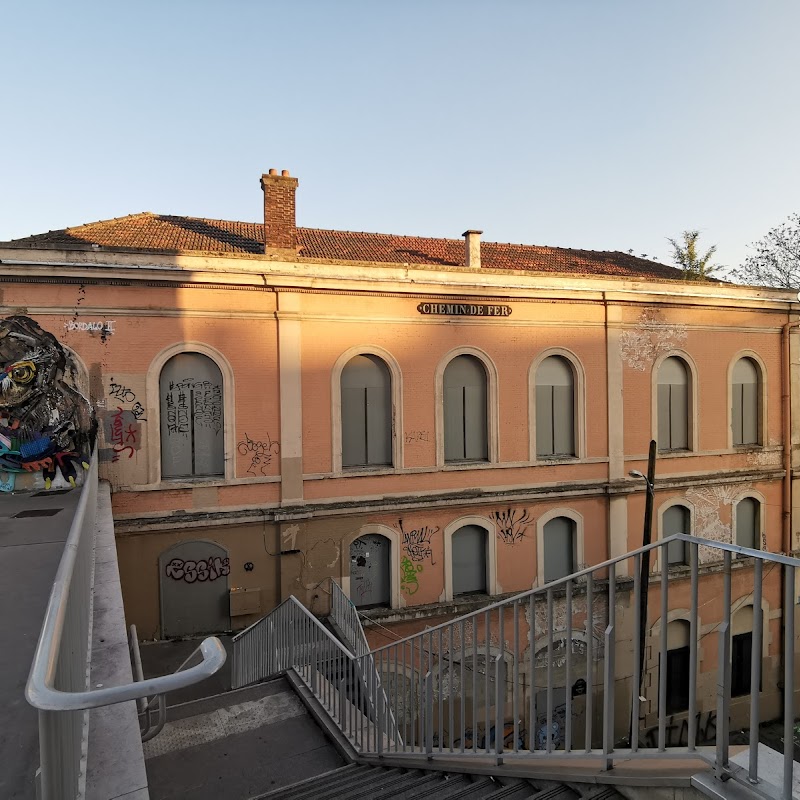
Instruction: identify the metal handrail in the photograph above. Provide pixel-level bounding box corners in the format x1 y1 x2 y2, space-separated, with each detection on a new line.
24 454 226 800
28 636 226 711
25 456 226 711
366 533 796 655
330 578 371 658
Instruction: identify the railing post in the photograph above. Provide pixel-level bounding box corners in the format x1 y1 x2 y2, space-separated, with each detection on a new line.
424 671 433 760
749 557 763 783
603 562 616 770
783 564 795 800
495 654 504 765
716 551 732 779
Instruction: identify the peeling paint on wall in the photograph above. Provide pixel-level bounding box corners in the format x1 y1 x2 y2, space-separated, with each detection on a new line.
685 484 749 562
620 308 688 371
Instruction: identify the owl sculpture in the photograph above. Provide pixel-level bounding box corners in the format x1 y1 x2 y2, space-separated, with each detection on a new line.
0 315 96 490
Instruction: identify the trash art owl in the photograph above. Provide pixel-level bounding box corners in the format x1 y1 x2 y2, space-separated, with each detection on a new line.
0 315 97 490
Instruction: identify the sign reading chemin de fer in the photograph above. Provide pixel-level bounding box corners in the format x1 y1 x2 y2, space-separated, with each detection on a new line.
417 302 512 317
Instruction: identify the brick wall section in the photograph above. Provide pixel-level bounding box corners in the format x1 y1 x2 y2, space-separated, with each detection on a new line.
261 171 298 251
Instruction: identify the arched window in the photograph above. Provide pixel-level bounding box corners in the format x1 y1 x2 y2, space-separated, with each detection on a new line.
341 354 392 468
451 525 487 596
662 620 690 713
732 358 760 446
350 533 391 608
735 497 760 550
657 357 689 451
443 355 488 462
663 504 690 566
543 516 576 583
160 353 224 478
536 356 575 458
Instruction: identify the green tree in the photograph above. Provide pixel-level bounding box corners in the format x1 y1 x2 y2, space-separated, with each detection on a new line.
667 230 720 281
730 213 800 289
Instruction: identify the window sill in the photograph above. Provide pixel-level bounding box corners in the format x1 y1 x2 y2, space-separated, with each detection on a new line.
122 475 281 491
657 449 695 458
535 455 580 466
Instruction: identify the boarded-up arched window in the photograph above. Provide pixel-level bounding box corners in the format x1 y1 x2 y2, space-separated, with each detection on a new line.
663 505 690 566
451 525 487 596
736 497 760 550
341 354 392 467
160 353 224 478
443 355 488 462
658 357 690 451
732 358 760 446
536 356 575 457
543 516 576 583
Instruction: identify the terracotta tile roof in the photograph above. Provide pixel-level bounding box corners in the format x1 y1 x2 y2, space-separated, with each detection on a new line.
1 212 685 280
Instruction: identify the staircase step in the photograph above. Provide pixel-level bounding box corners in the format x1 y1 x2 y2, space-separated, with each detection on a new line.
251 763 369 799
483 779 544 800
294 766 404 800
530 786 580 800
365 770 449 800
452 776 506 800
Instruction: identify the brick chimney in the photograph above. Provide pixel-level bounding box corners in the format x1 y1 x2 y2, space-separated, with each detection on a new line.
260 169 299 252
463 230 482 269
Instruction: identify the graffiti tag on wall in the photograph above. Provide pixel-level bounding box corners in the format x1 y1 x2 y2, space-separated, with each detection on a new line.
164 556 230 583
0 316 97 492
64 320 116 335
397 519 439 563
641 710 716 748
400 556 423 595
491 508 533 545
237 432 280 475
164 379 222 436
106 406 141 462
108 381 147 421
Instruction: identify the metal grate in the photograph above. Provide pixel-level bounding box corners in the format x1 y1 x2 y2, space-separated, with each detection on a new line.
32 489 74 497
13 508 64 518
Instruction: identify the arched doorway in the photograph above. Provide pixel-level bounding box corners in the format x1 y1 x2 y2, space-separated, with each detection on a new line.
349 533 391 608
159 540 231 638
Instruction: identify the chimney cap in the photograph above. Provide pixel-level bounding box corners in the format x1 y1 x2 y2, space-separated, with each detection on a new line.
268 168 278 175
462 229 483 237
281 169 290 177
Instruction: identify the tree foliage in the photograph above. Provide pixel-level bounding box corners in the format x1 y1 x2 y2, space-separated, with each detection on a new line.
730 213 800 289
667 230 720 281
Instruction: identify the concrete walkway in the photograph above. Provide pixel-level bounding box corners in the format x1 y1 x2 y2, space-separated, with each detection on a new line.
0 488 80 800
143 677 344 800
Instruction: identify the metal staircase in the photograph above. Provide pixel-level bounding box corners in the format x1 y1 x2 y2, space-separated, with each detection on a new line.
231 535 800 800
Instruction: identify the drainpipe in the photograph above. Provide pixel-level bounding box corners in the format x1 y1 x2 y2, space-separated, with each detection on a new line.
781 318 800 557
780 316 800 721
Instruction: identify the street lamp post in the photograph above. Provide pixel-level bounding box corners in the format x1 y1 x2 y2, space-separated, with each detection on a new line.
629 439 657 747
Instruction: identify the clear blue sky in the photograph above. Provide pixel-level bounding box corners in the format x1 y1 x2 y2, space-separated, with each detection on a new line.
3 1 799 272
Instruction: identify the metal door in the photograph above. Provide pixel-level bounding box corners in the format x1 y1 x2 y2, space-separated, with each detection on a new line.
159 540 231 638
350 533 390 608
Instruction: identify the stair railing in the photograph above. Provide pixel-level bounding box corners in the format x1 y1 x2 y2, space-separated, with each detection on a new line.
231 535 799 800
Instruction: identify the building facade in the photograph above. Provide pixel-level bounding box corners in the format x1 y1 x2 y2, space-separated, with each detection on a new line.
2 170 798 739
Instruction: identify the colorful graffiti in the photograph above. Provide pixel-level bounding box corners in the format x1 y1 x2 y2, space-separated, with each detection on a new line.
400 556 422 595
0 316 96 491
